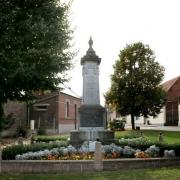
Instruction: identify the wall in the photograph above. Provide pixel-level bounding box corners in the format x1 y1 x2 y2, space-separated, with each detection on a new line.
58 92 81 133
165 78 180 126
2 101 27 137
30 94 59 134
2 158 180 173
3 91 82 135
125 108 165 126
30 92 81 134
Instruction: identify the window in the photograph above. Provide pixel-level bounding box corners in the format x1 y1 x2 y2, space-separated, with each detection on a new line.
65 100 70 118
74 104 77 119
74 104 77 129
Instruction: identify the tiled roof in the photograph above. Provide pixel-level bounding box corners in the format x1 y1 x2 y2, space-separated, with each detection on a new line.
161 76 180 92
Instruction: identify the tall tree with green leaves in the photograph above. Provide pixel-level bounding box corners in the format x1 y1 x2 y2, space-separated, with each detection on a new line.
105 42 166 130
0 0 74 128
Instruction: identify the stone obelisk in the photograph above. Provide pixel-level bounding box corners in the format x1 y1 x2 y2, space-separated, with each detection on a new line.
70 37 114 145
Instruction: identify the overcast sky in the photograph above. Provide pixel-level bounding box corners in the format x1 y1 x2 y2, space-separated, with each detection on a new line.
64 0 180 105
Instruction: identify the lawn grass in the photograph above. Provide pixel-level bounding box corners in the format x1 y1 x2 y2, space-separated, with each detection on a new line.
1 167 180 180
140 130 180 144
115 130 180 144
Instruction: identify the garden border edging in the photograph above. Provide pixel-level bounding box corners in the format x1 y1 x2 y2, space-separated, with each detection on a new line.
1 158 180 173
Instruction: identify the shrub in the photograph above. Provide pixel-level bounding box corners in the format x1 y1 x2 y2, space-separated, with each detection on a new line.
159 143 180 157
33 135 69 143
117 137 153 149
109 118 126 131
37 128 46 135
16 126 27 137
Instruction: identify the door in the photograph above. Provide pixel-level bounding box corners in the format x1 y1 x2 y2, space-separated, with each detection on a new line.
166 101 178 126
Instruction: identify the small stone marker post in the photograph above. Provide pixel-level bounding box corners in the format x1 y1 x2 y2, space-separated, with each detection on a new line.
140 131 143 137
30 120 35 130
94 139 103 171
158 132 164 144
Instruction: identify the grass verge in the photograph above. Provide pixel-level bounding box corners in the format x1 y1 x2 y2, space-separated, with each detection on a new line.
0 167 180 180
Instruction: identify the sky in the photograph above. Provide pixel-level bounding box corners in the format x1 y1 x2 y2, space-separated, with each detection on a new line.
64 0 180 105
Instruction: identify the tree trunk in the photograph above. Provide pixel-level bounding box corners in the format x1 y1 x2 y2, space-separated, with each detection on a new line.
144 117 147 125
0 102 4 132
131 113 135 130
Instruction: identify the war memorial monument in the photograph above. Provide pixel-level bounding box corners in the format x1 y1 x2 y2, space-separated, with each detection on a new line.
70 37 114 145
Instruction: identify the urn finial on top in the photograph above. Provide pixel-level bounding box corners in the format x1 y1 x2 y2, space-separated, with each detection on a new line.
81 36 101 65
89 36 93 48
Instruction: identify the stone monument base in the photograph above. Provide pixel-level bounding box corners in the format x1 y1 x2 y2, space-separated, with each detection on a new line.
70 129 114 147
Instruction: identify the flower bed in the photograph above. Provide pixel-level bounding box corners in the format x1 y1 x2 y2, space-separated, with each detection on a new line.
2 140 68 160
14 143 176 160
2 137 179 160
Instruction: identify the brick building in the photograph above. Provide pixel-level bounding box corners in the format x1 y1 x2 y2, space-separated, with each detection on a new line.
30 91 81 133
3 91 82 135
162 76 180 126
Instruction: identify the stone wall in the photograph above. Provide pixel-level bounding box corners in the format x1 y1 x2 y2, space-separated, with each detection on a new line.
2 158 180 173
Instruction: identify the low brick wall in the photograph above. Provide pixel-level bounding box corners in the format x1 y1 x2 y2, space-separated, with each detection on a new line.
1 158 180 173
103 158 180 170
1 160 95 173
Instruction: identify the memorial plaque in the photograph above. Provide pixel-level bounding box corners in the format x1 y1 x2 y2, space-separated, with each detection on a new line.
80 110 104 127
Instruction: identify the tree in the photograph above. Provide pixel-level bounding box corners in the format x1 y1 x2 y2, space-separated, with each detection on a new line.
0 0 74 128
105 42 166 130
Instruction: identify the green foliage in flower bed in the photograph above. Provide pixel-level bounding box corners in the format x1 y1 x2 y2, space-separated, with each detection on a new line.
2 141 68 160
115 130 180 156
2 130 180 160
159 143 180 157
32 135 69 143
115 137 180 157
117 137 153 148
115 130 141 140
